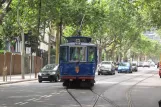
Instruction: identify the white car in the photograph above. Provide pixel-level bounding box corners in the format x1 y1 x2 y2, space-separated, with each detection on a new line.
98 61 115 75
143 62 150 67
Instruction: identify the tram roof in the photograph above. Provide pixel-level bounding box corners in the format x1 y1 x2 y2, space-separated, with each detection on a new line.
66 36 91 43
60 42 97 47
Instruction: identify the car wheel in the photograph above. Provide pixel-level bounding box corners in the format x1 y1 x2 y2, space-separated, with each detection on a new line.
98 73 100 75
55 75 59 82
160 76 161 78
38 80 42 83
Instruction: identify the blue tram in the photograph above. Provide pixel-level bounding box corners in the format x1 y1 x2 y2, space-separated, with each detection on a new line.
59 36 97 87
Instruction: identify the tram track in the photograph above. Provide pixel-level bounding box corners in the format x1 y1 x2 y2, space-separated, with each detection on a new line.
91 71 155 107
126 73 156 107
91 73 147 107
96 73 124 81
65 71 154 107
66 88 83 107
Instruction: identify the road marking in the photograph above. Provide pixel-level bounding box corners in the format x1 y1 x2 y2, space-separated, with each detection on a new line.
45 95 52 98
15 102 23 105
26 98 36 101
19 102 28 105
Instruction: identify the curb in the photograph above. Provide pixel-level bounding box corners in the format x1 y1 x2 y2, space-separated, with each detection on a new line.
0 78 38 85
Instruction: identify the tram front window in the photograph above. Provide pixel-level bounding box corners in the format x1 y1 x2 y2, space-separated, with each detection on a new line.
70 47 86 61
88 47 95 62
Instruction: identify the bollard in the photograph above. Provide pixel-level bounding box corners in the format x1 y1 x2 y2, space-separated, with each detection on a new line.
3 66 7 82
159 100 161 107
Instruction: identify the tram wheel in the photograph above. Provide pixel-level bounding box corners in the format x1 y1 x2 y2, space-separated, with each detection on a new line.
63 81 68 87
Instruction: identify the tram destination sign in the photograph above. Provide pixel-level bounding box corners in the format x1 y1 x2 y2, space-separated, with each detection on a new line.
66 36 91 43
75 39 81 45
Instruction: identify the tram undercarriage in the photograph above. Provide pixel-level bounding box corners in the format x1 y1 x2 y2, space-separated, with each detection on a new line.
62 79 95 88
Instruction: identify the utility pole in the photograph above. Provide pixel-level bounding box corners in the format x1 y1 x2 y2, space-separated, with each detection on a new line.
17 0 25 79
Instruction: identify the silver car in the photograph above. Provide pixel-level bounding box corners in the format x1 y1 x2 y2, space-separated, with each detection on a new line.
98 61 115 75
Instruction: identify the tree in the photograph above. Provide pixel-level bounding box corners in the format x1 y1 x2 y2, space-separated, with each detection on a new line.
0 0 12 24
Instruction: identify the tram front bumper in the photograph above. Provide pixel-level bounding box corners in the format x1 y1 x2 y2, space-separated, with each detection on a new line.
61 76 95 81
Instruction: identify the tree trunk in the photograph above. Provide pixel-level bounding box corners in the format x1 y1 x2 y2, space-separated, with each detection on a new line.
17 0 25 79
98 47 102 63
21 29 25 79
48 35 51 64
55 25 60 64
104 49 108 61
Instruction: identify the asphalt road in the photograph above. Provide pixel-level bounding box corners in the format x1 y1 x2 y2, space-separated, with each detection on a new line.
0 67 161 107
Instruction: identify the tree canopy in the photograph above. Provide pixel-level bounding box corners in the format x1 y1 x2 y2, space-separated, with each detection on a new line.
0 0 161 62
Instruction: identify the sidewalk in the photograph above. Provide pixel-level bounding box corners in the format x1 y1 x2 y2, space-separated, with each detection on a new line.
0 73 38 85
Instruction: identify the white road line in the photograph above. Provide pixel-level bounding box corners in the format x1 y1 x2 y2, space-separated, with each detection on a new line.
15 102 23 105
19 102 28 105
45 95 52 98
26 98 36 101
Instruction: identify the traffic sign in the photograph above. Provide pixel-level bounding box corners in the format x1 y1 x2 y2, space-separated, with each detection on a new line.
26 47 31 54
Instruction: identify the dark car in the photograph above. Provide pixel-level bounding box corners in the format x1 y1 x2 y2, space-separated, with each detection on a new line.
131 62 138 72
38 64 60 83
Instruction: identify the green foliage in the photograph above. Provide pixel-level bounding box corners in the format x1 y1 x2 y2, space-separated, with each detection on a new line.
0 0 161 60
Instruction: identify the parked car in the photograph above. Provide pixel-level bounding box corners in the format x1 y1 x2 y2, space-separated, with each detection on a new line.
157 62 160 68
131 62 138 72
159 69 161 78
98 61 115 75
118 62 132 73
138 62 143 67
143 62 150 68
38 64 60 83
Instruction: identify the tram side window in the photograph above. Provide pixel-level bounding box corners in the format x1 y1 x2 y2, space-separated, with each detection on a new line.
70 47 86 61
60 46 67 62
88 47 95 62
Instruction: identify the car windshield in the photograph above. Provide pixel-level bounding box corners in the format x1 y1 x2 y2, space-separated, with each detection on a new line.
41 64 56 71
101 62 111 65
119 62 129 66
